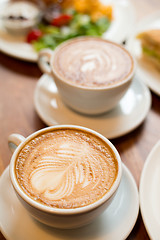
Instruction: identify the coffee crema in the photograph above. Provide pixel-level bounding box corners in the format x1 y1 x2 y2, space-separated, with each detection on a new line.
53 37 134 88
15 128 118 209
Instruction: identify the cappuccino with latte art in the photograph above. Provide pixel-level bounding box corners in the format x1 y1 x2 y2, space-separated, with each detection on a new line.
9 125 122 228
15 128 118 209
38 37 135 115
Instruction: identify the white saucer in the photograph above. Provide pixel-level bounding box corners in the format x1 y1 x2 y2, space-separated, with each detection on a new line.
0 164 139 240
140 140 160 240
0 0 135 62
127 11 160 96
34 74 151 139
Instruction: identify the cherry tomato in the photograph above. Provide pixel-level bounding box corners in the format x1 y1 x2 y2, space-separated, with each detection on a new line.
26 29 43 43
51 14 72 27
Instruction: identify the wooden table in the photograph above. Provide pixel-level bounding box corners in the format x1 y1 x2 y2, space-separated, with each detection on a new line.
0 0 160 239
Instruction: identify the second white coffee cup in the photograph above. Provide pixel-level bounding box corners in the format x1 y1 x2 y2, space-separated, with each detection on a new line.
38 37 135 115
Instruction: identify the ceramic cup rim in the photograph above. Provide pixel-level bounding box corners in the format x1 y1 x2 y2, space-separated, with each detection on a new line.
9 125 122 215
50 36 136 91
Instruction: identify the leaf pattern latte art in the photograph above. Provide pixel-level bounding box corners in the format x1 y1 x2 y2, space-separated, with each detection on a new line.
16 129 118 208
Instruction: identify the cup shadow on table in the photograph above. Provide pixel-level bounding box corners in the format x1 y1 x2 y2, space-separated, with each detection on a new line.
126 211 149 240
0 51 41 78
112 122 145 148
152 93 160 115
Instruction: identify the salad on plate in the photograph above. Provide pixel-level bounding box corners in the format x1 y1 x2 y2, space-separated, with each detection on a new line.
25 0 113 51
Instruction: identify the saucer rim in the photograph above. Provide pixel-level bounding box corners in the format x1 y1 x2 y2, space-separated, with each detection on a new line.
34 74 151 139
0 164 139 240
139 140 160 240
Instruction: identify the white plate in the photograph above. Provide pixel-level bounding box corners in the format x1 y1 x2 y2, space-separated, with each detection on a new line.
139 140 160 240
127 11 160 96
0 0 135 62
0 164 139 240
0 0 38 62
34 74 151 139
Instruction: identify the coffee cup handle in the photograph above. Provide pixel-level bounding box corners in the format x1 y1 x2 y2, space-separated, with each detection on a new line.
38 49 53 75
8 134 26 153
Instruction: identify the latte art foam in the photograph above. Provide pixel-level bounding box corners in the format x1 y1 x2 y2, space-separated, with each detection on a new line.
53 38 134 88
16 129 118 209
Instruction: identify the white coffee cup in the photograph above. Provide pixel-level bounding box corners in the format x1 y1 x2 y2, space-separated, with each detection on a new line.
38 37 135 115
8 125 122 229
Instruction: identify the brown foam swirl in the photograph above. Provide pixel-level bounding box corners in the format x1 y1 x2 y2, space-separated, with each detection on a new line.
53 38 134 88
16 129 118 209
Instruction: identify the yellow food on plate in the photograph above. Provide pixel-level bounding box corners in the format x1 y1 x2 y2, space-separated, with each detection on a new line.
137 29 160 70
42 0 113 21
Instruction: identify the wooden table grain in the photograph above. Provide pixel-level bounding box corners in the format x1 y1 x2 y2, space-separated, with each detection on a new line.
0 0 160 239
